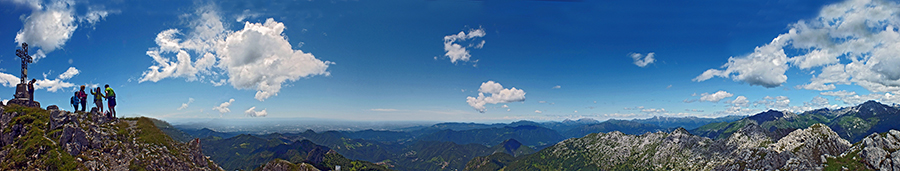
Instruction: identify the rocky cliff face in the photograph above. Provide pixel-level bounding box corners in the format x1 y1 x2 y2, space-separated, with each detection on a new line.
0 104 221 170
497 123 853 170
839 130 900 170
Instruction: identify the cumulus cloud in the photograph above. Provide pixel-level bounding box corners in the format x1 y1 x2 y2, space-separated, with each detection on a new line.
212 99 234 113
466 81 526 113
57 67 79 80
442 28 485 63
795 64 851 91
700 90 733 102
220 18 333 101
629 52 655 67
245 106 267 117
726 96 750 107
13 0 113 62
695 0 900 92
755 96 791 110
552 85 561 89
21 67 80 92
534 110 542 114
15 4 76 59
178 98 194 110
140 6 332 101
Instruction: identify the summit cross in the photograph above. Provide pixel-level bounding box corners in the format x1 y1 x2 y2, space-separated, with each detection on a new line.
14 43 32 84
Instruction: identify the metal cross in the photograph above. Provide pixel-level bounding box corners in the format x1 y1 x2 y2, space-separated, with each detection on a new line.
15 43 32 84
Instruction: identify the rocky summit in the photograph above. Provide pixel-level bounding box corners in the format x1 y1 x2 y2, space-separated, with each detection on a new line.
0 104 221 170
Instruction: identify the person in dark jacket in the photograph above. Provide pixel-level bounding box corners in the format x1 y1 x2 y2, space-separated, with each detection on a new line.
27 79 35 105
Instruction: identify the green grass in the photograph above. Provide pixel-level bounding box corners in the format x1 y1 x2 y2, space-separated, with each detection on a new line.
0 104 81 170
824 150 872 171
135 117 182 155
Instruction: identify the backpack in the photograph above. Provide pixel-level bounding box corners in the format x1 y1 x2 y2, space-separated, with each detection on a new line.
71 95 80 104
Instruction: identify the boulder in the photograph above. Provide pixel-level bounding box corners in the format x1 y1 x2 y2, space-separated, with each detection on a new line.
46 105 58 111
59 124 89 156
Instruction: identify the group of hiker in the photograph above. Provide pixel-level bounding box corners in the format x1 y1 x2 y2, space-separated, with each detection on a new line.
70 84 116 118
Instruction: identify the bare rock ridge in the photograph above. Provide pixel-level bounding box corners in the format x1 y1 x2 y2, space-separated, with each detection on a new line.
0 104 222 170
841 130 900 170
496 123 858 170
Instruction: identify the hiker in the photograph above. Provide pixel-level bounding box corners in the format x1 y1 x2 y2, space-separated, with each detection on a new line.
90 87 105 114
77 85 87 112
70 92 80 111
104 84 116 118
27 79 35 105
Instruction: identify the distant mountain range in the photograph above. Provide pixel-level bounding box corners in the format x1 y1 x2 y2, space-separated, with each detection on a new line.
692 100 900 142
172 111 745 170
467 100 900 170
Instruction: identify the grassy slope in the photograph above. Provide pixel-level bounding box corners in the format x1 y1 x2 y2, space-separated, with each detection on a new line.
0 105 80 170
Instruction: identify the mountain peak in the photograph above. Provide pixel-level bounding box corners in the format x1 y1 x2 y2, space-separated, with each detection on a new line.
858 100 888 109
672 127 691 135
746 109 794 124
499 139 523 152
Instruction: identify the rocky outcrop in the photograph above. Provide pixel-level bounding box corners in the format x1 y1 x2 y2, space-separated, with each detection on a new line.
0 104 223 170
843 130 900 170
771 124 851 170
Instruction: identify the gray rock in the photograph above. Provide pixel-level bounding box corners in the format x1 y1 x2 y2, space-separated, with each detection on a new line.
46 105 58 111
59 124 89 156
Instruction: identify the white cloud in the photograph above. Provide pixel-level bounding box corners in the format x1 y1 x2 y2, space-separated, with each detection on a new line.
629 52 655 67
755 96 791 110
140 5 333 101
699 90 733 102
641 108 666 113
666 85 672 89
178 98 194 110
693 41 789 88
57 67 79 80
23 67 80 92
16 8 76 61
9 0 43 10
695 0 900 92
466 81 526 113
245 106 267 117
726 96 750 107
501 105 508 108
234 9 261 22
534 110 542 114
442 28 485 63
717 106 758 115
552 85 561 89
13 0 113 62
221 19 334 101
370 108 399 112
820 90 857 97
795 64 851 91
0 73 21 87
79 6 114 26
820 90 900 105
212 99 234 113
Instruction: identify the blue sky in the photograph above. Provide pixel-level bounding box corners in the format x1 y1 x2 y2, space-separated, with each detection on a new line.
2 0 899 123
